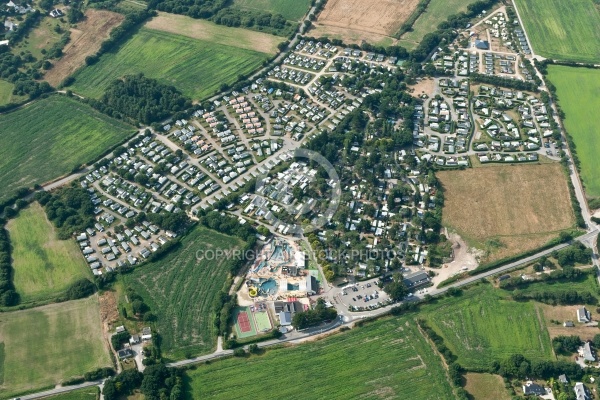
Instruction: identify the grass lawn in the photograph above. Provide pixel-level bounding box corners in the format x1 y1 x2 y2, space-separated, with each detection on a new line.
6 202 90 304
11 14 70 60
464 373 511 400
505 269 599 300
70 27 271 100
0 95 134 203
399 0 482 47
0 296 111 398
124 225 244 359
185 316 456 399
0 80 23 105
421 285 554 369
232 0 311 21
547 66 600 197
514 0 600 63
437 163 575 262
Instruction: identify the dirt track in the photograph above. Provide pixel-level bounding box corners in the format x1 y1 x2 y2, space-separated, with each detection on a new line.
44 10 124 87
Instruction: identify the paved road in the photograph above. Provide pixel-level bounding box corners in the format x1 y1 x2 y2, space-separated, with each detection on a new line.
19 380 103 400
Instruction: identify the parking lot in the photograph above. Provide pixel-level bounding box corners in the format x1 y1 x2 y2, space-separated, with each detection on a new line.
338 278 391 311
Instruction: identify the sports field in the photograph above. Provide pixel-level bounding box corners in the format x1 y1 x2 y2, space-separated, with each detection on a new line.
6 203 90 303
547 66 600 197
233 0 311 21
71 26 272 100
398 0 481 49
437 163 575 262
125 225 245 358
422 285 553 369
0 95 134 203
186 316 456 399
514 0 600 62
233 307 257 338
253 311 272 332
0 296 111 398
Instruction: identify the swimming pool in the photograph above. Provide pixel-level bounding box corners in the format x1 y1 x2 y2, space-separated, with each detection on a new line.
259 278 278 296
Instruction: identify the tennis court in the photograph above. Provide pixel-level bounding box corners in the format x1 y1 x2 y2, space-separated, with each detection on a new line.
233 306 257 338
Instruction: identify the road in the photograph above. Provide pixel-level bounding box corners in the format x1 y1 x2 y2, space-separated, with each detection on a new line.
19 380 103 400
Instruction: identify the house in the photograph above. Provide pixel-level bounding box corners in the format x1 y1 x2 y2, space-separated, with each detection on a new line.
574 382 591 400
4 20 18 31
129 334 140 345
49 8 63 17
558 374 568 384
564 321 575 327
305 275 318 296
117 348 134 360
580 342 595 362
522 381 546 396
278 311 292 326
475 39 490 50
577 307 591 323
116 325 126 333
0 40 9 46
141 326 152 341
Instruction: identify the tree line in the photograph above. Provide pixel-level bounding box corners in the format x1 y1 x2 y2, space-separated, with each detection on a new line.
0 226 18 306
292 298 338 329
36 185 95 240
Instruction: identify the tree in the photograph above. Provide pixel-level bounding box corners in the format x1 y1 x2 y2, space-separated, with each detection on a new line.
384 273 408 301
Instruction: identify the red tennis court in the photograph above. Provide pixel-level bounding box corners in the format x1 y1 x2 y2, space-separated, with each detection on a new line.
237 311 251 333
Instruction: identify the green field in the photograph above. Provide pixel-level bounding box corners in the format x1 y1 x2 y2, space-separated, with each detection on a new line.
70 27 270 100
514 0 600 62
186 316 456 399
398 0 481 48
0 80 15 105
124 225 244 358
0 296 111 398
0 95 134 203
505 269 599 300
6 202 90 304
233 0 311 21
547 66 600 197
422 285 553 369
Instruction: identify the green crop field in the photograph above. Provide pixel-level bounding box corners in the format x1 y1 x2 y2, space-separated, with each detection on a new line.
0 296 111 398
70 28 270 100
398 0 481 49
186 316 456 399
0 95 134 203
514 0 600 62
547 66 600 197
124 225 244 358
6 202 90 304
421 285 553 369
233 0 311 21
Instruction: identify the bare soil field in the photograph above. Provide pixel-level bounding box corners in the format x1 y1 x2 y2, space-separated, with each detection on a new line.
145 12 281 54
44 10 124 87
437 163 575 262
310 0 419 45
409 77 435 98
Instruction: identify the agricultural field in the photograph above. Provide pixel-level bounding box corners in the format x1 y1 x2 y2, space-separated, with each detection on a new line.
514 0 600 63
232 0 311 21
540 303 599 341
44 9 125 87
464 373 511 400
6 202 90 304
0 296 111 398
0 95 134 203
422 285 554 369
437 163 575 262
124 225 244 358
547 66 600 198
186 316 456 399
70 20 274 100
398 0 481 49
310 0 420 45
